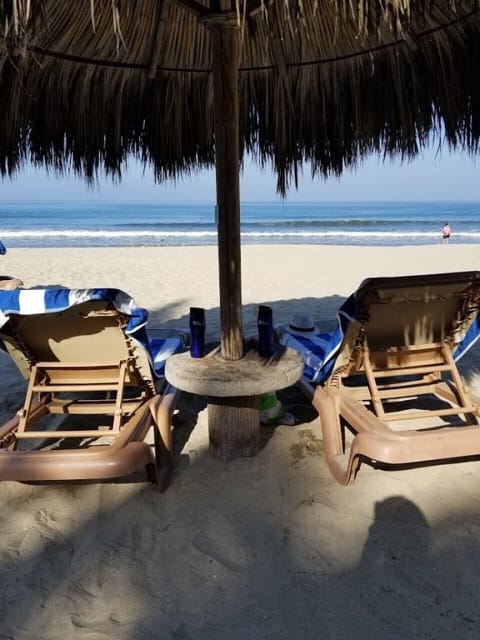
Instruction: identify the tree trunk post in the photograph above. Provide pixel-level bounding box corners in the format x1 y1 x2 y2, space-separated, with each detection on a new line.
207 12 243 361
200 12 258 458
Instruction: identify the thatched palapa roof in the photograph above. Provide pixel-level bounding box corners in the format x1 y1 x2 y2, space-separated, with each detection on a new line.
2 0 480 363
1 0 480 193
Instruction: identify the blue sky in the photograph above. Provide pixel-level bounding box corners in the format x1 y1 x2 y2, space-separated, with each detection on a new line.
2 148 479 203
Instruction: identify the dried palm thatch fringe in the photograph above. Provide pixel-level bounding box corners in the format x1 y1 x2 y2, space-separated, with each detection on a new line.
0 0 479 194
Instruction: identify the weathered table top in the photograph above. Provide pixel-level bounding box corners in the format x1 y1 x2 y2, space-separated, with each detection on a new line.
165 347 304 397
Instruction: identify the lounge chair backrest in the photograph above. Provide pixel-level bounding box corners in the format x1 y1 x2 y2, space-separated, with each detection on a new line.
334 271 480 374
0 288 156 392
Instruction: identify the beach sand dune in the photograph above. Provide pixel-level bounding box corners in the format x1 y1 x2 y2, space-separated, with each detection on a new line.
1 245 480 639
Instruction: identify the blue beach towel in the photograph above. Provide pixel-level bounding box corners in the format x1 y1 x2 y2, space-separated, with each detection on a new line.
278 294 356 384
0 286 186 378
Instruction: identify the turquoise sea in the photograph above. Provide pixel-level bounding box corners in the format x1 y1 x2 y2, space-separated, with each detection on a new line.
0 201 479 248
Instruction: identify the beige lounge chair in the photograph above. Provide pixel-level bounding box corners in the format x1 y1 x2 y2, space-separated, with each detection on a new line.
284 271 480 484
0 287 183 488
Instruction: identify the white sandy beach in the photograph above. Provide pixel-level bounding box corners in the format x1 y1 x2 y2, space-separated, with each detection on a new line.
1 244 480 639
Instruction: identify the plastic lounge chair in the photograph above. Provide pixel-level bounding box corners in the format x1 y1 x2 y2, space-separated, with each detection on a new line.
0 286 186 488
279 271 480 485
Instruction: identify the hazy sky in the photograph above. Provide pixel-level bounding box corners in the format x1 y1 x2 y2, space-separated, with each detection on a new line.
2 147 479 203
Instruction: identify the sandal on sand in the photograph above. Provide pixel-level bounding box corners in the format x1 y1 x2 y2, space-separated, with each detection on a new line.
278 411 298 426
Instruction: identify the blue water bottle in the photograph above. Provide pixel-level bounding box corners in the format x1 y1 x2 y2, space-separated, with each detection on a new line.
258 305 274 358
189 307 206 358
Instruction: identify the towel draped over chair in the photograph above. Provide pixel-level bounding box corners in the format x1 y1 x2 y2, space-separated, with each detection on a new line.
279 271 480 484
0 285 186 487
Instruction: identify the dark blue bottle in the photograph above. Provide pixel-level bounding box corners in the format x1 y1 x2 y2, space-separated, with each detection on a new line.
189 307 206 358
258 305 274 358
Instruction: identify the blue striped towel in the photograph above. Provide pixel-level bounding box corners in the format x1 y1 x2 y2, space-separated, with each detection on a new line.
453 313 480 362
0 287 186 378
278 294 356 384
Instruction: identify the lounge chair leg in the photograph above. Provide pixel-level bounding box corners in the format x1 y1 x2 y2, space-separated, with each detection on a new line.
150 423 173 491
147 389 178 490
146 461 161 486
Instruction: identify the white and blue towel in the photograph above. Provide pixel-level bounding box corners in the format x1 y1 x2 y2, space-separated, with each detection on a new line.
0 287 185 378
452 313 480 362
278 294 356 384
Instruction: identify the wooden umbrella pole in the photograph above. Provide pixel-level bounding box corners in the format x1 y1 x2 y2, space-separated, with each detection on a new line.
207 12 243 361
198 11 262 460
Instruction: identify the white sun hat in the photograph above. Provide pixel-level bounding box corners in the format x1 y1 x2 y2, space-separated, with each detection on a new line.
288 312 318 337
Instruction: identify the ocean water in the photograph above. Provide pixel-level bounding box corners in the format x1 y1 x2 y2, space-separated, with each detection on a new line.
0 201 479 248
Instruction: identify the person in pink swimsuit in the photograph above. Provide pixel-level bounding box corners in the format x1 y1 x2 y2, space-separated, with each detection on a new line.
442 222 451 244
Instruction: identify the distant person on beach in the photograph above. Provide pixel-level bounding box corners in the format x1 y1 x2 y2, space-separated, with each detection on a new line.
442 222 451 244
0 240 6 255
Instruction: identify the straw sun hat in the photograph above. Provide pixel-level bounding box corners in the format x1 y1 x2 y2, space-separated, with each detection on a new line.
288 312 318 337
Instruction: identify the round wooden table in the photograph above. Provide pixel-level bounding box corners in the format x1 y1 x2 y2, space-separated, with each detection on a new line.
165 347 304 460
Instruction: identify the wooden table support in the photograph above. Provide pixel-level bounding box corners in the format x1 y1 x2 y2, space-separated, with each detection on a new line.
165 347 303 461
208 395 260 460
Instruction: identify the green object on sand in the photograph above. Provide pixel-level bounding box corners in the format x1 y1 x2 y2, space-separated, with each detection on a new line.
260 392 285 426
